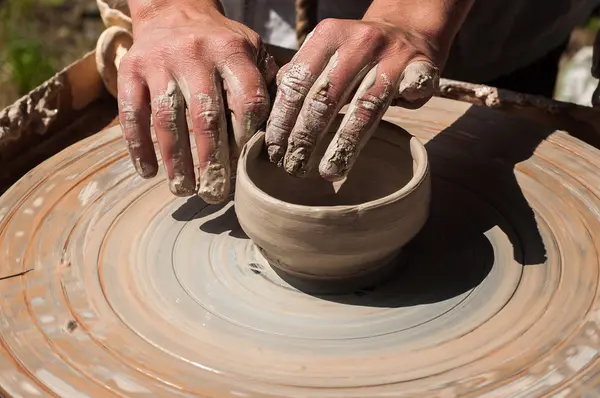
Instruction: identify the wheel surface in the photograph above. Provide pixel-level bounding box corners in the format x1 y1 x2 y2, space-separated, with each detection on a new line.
1 98 599 397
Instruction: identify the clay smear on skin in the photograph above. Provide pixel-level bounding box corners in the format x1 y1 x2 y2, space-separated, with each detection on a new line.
320 65 395 181
265 30 315 163
118 82 157 178
283 52 340 176
221 65 265 159
266 62 315 164
153 81 195 196
125 136 155 178
119 104 152 177
179 74 231 204
398 61 438 103
194 90 231 204
282 53 371 177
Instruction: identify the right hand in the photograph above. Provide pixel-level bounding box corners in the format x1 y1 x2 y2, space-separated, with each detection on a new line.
117 0 277 203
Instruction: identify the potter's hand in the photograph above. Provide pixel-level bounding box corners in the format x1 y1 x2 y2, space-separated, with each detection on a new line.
265 0 473 181
118 0 277 203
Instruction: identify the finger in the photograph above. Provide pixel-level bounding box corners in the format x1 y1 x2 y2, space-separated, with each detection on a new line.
148 76 196 196
274 29 314 87
319 60 403 182
219 57 270 163
282 51 371 177
117 61 158 178
265 36 336 166
392 60 439 109
180 71 232 204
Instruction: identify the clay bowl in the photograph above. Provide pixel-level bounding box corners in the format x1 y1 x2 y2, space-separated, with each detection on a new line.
234 115 431 291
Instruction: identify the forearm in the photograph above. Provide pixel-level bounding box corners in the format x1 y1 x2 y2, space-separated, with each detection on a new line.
364 0 474 61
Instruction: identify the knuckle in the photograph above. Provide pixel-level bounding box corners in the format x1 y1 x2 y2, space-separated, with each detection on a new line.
354 24 387 49
306 84 337 118
356 93 387 113
184 34 207 54
278 72 311 103
119 107 143 130
316 18 341 36
218 34 252 55
240 92 270 114
153 102 179 124
266 116 294 139
120 52 145 73
308 99 330 118
289 131 316 148
220 47 255 69
191 107 221 135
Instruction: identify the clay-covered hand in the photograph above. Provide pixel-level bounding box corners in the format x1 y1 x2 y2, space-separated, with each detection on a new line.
118 0 277 203
265 0 473 181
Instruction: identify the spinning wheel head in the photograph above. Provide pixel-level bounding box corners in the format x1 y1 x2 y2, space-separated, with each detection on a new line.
0 98 599 397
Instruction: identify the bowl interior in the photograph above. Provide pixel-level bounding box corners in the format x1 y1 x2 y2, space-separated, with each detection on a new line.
246 127 417 207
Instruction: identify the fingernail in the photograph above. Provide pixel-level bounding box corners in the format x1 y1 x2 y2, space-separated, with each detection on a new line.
197 164 230 204
133 158 157 179
169 174 196 197
267 144 284 165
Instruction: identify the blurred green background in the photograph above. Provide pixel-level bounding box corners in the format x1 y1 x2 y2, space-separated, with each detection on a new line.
0 1 598 109
0 0 103 108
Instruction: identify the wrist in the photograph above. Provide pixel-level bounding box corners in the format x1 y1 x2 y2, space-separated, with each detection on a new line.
364 0 473 64
128 0 224 25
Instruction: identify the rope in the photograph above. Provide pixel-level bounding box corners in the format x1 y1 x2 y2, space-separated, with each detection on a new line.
295 0 318 47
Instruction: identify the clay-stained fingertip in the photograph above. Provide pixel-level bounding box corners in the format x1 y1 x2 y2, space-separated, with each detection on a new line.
267 144 284 166
318 159 346 182
283 150 309 178
397 61 439 106
197 163 231 204
169 174 197 197
133 157 158 179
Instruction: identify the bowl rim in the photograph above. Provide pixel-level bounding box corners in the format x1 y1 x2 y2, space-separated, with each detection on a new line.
236 119 430 214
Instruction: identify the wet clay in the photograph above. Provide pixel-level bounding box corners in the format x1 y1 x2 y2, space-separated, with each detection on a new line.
2 97 600 397
236 114 431 284
247 127 414 206
0 75 64 151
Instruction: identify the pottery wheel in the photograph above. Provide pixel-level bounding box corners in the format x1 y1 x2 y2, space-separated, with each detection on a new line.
1 97 600 397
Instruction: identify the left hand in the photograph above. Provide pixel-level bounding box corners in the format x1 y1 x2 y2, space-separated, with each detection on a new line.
264 17 444 181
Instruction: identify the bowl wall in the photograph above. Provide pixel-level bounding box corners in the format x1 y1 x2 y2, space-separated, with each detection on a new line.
234 117 431 280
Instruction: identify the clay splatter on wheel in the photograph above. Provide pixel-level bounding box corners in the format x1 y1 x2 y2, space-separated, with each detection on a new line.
0 97 599 397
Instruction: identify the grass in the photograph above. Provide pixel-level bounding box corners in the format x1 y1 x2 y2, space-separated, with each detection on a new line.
0 0 103 108
0 0 59 100
586 16 600 33
1 23 57 95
